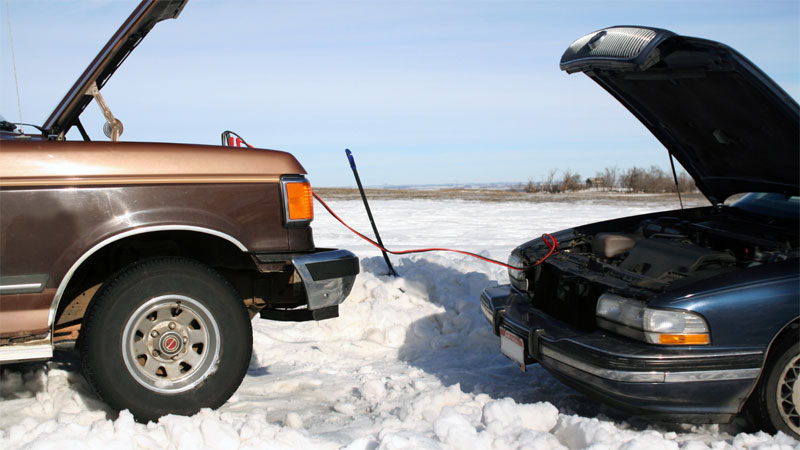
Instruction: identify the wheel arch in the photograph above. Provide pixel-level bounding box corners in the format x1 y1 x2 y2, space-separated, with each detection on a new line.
765 318 800 364
739 316 800 413
50 225 252 335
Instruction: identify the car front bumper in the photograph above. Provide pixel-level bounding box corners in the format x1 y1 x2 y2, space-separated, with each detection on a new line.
481 284 765 423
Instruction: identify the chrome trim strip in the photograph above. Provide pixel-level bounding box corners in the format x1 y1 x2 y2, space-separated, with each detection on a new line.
480 301 494 324
48 225 249 332
479 291 493 323
543 347 665 382
0 283 43 294
664 368 761 382
0 274 50 295
0 342 53 363
542 346 760 383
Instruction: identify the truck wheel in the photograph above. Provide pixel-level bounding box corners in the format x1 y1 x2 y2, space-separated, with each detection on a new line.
750 332 800 439
79 257 252 422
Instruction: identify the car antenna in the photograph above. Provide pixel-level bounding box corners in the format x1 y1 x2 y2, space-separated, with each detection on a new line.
345 149 398 277
5 0 24 134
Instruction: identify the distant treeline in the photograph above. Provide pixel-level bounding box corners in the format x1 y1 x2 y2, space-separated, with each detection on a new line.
517 166 697 194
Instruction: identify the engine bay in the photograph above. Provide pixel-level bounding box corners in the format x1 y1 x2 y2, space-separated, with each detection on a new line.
515 205 798 329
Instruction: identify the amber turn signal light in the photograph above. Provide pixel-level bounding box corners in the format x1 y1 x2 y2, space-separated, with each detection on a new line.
284 180 314 222
658 334 710 345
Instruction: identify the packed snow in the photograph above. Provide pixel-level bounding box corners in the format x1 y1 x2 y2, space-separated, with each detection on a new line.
1 195 798 450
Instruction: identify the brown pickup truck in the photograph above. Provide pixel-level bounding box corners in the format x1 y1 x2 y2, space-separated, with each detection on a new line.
0 0 358 421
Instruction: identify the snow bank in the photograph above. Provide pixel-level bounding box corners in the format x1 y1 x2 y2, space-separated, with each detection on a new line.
2 198 797 449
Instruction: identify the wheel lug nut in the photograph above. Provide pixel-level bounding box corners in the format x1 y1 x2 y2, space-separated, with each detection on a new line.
183 337 188 344
151 330 159 338
169 322 176 330
152 350 160 357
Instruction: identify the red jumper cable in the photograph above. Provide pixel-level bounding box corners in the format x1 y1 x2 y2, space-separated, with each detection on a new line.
312 190 559 271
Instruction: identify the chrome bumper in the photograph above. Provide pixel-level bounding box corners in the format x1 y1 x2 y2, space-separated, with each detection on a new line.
292 249 359 310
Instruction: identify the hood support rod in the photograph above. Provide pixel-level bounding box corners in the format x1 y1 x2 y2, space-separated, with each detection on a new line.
84 83 123 142
669 152 684 209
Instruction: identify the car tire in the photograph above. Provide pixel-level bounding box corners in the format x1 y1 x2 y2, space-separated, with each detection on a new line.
79 257 252 422
750 329 800 439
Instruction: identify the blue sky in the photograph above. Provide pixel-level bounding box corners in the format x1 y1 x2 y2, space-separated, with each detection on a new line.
1 0 798 187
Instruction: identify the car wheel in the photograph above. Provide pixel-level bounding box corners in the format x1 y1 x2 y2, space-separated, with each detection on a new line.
79 257 252 422
750 331 800 439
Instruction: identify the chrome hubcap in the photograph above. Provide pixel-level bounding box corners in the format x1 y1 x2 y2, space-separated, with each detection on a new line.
777 353 800 435
122 295 220 393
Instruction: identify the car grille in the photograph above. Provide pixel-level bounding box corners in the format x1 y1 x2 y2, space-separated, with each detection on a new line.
529 264 602 330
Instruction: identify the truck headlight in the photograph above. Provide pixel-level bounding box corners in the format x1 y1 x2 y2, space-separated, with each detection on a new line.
596 293 709 345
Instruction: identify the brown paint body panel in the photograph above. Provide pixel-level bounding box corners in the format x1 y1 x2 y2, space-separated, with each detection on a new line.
0 290 54 339
0 141 307 185
0 183 312 278
0 140 315 342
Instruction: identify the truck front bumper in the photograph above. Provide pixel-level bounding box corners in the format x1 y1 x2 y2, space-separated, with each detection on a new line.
255 248 359 322
291 248 359 310
481 284 764 423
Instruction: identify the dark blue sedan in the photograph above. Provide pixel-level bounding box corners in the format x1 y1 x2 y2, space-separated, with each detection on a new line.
482 26 799 438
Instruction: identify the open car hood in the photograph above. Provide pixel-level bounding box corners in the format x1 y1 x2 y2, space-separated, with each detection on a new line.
560 26 799 204
43 0 188 138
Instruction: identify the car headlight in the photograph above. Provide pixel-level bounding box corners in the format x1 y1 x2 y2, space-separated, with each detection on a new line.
508 252 524 280
596 293 709 345
507 252 529 292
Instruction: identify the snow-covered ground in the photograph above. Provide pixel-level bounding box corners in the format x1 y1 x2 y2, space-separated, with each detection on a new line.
2 196 798 449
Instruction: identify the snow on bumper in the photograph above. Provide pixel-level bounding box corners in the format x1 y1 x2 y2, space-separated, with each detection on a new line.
480 284 764 422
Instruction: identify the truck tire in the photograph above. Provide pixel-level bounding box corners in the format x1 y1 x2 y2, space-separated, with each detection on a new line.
79 257 252 422
750 331 800 439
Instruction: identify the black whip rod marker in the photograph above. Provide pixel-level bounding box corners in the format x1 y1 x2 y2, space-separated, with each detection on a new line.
346 149 398 277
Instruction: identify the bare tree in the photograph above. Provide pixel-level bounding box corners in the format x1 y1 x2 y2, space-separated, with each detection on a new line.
595 166 618 191
560 169 584 192
621 167 643 192
543 169 559 193
677 172 697 193
516 166 697 194
522 178 538 193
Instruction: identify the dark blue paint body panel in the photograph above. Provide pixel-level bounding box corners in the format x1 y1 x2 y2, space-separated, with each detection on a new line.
658 260 799 348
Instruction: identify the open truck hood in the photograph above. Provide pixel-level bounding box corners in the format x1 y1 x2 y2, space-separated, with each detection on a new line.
560 26 799 204
43 0 188 138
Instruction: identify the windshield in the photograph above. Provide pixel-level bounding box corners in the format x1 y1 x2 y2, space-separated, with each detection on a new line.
732 193 800 220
